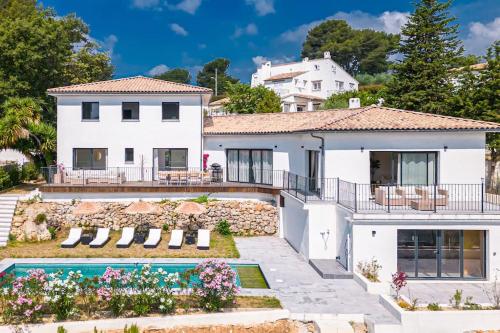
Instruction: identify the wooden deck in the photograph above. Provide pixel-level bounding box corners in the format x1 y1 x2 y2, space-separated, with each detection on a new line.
40 181 281 195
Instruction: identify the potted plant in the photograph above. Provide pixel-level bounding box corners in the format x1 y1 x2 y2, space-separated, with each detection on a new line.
80 225 96 245
134 223 149 244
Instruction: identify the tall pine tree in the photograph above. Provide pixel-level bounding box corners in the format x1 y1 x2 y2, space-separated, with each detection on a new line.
386 0 463 114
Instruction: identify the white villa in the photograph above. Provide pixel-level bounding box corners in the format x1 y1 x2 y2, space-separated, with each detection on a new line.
46 76 500 283
251 52 358 112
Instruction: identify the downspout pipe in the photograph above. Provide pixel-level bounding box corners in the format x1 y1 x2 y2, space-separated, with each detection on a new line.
310 132 325 199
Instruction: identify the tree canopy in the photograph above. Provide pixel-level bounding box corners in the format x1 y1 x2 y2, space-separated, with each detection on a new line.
196 58 238 96
0 0 114 122
385 0 463 114
153 68 192 84
321 85 387 110
301 20 399 75
224 83 281 114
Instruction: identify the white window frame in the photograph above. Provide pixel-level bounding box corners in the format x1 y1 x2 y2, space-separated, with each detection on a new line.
312 81 322 91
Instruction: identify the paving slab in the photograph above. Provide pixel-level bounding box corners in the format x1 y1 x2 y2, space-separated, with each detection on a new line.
235 236 400 325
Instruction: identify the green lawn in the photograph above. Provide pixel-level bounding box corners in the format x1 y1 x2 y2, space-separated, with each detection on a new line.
237 265 269 288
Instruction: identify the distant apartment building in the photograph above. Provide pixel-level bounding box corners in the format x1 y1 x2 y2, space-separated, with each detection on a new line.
251 52 358 112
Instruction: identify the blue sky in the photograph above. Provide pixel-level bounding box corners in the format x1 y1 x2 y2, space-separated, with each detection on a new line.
43 0 500 83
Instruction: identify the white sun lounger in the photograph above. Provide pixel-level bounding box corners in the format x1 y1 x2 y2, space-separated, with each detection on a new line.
144 228 162 248
168 229 184 249
116 227 135 248
89 228 110 248
197 229 210 250
61 228 82 248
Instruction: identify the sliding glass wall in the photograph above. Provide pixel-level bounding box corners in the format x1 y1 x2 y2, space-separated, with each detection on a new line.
370 152 437 185
226 149 273 185
397 229 485 279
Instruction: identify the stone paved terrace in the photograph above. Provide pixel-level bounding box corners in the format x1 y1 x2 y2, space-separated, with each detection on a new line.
401 282 495 306
235 236 399 325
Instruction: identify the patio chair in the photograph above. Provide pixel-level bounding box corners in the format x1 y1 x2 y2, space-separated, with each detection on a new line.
375 186 405 206
143 228 162 248
89 228 110 248
189 171 202 185
197 229 210 250
396 185 425 205
61 228 82 248
168 229 184 249
116 227 135 248
413 186 449 208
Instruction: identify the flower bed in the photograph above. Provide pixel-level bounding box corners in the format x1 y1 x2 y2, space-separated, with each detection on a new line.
0 260 278 325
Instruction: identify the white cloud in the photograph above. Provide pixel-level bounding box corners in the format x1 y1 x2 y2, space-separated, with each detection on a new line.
148 64 170 76
464 17 500 55
233 23 258 38
101 34 118 59
198 43 207 49
170 23 188 36
279 10 409 43
174 0 202 14
245 0 275 16
252 55 295 67
131 0 160 8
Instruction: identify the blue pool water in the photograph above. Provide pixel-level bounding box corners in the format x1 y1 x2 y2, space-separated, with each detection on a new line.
2 263 249 287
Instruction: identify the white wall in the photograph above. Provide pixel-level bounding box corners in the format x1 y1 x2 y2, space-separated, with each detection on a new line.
56 94 204 169
305 202 337 259
0 149 30 165
280 192 309 257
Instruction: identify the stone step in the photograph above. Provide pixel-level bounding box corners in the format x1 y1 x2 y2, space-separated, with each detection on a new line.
315 319 354 333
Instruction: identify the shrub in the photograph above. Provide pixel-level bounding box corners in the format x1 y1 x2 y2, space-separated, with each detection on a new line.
449 289 462 309
190 194 210 204
97 267 132 317
57 326 68 333
427 302 441 311
216 219 231 236
192 259 239 312
45 270 82 320
34 213 47 225
162 223 169 232
8 233 16 242
0 168 12 190
124 324 140 333
5 164 21 186
391 271 407 300
356 258 382 282
48 226 57 240
21 162 39 181
464 296 482 310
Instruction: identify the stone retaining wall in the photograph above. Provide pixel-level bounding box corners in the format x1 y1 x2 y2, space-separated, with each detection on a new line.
11 199 278 241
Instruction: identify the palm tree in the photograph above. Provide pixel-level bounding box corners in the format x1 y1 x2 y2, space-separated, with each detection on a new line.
0 97 56 165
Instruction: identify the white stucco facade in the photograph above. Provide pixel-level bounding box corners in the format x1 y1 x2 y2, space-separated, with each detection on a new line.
54 94 205 170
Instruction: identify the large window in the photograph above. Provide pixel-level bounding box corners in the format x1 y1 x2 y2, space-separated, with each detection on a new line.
397 229 485 279
154 148 188 171
162 102 180 121
122 102 139 121
227 149 273 185
82 102 99 121
73 148 107 170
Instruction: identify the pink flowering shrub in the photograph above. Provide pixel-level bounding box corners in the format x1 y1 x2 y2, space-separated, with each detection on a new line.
192 260 240 312
2 269 47 323
391 271 408 299
97 267 132 316
45 270 82 320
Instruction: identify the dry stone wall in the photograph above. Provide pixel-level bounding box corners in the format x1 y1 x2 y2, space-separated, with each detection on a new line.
11 199 278 241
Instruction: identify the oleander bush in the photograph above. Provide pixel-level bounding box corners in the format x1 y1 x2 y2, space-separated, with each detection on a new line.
0 260 240 324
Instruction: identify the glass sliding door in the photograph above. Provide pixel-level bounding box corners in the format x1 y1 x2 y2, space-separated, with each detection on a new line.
400 152 437 185
73 148 107 170
153 148 188 171
226 149 273 184
397 229 486 279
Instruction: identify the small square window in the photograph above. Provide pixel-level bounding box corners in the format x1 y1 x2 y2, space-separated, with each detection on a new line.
122 102 139 121
162 102 180 121
82 102 99 120
125 148 134 163
312 81 322 91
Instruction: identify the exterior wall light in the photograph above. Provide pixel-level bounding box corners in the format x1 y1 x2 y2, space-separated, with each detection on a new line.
372 230 376 237
274 145 278 148
444 145 448 151
361 147 365 152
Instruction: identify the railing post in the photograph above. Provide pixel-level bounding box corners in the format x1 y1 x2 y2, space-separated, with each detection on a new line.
386 184 390 213
481 180 485 213
354 183 358 213
336 178 340 204
295 174 298 198
433 183 437 213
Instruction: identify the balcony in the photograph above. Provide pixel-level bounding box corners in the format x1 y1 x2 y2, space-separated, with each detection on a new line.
282 172 500 214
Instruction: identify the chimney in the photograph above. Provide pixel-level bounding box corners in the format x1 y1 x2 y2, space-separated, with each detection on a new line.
349 98 361 109
324 51 331 59
303 57 309 62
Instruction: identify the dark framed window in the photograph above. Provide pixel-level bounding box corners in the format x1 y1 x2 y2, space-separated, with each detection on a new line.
397 229 486 280
226 149 273 185
125 148 134 163
162 102 180 121
73 148 107 170
82 102 99 121
154 148 188 171
122 102 139 121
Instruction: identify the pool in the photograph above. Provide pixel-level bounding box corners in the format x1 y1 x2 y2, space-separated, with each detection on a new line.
1 263 261 287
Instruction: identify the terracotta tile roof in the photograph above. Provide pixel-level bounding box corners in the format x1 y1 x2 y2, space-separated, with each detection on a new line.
204 106 500 135
451 63 488 72
264 71 307 81
209 97 230 106
47 76 212 95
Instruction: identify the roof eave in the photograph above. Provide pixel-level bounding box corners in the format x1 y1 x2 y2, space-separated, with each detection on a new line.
47 91 212 96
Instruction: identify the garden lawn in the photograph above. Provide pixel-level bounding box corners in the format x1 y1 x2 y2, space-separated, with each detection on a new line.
0 230 239 258
237 266 269 288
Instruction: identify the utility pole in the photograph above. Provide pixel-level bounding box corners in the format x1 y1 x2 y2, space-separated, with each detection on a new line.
214 68 218 96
